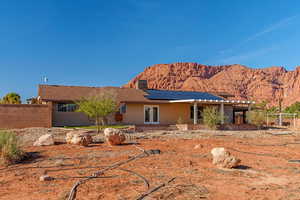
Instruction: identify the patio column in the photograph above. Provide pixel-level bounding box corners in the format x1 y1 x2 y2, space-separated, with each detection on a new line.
220 103 224 124
193 102 198 125
248 104 252 123
279 113 282 126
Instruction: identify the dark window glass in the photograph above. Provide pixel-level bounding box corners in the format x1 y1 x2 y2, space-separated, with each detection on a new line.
145 107 150 122
153 107 158 122
120 104 126 114
57 103 77 112
190 106 203 119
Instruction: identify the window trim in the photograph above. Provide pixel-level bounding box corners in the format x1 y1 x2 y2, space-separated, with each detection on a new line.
144 105 160 124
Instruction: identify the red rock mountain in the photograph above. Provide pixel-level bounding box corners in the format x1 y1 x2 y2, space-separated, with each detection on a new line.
124 63 300 107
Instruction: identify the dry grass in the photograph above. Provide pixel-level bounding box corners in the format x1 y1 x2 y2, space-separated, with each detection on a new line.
0 131 24 166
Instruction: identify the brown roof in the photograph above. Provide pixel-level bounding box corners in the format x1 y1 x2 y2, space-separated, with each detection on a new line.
38 85 168 103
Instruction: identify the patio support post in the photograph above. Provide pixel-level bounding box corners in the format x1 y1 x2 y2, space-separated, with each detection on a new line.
193 102 198 125
248 104 252 123
279 113 282 126
220 103 224 124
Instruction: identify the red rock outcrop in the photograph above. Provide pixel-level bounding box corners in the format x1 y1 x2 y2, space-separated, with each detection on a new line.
124 62 300 107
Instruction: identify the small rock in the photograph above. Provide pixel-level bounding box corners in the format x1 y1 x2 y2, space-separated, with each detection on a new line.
39 175 54 181
104 128 126 145
211 147 240 168
33 134 55 146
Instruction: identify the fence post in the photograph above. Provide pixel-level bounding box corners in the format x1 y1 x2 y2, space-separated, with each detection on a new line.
279 113 282 126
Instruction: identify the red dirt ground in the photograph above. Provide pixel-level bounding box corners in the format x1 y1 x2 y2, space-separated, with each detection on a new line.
1 132 300 200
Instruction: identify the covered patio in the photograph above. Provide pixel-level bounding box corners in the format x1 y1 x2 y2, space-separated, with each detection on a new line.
169 99 255 125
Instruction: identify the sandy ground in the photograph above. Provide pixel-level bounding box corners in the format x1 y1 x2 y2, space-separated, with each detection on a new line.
1 128 300 200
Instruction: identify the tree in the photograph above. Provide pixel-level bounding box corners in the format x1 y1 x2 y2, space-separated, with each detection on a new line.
284 101 300 114
1 93 21 104
76 92 118 133
202 106 223 130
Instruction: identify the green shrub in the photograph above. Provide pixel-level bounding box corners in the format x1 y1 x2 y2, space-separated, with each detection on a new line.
203 107 223 130
246 111 265 128
0 131 24 166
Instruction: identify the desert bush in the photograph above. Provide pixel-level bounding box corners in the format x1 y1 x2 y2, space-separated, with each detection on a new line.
0 131 24 165
246 111 266 128
203 107 223 130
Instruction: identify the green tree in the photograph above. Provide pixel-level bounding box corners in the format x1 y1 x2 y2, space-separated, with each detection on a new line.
203 106 223 130
1 93 21 104
266 106 278 114
284 101 300 114
76 92 118 133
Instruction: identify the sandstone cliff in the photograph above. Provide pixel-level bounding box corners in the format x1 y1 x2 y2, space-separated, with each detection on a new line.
125 62 300 107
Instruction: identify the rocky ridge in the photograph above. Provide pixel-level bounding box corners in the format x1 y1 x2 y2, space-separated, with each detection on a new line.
125 62 300 107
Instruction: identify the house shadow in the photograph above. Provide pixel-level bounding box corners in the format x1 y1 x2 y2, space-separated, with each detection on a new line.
233 165 251 170
19 151 43 164
54 141 65 145
119 142 140 146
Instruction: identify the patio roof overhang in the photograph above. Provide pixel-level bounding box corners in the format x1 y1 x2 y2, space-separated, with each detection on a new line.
169 99 255 104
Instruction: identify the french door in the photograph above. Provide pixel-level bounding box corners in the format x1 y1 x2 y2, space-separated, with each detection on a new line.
144 105 159 124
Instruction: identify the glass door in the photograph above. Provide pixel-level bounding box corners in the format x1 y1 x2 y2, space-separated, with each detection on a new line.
144 105 159 124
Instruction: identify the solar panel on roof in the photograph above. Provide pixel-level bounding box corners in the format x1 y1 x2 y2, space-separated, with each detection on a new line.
145 90 224 101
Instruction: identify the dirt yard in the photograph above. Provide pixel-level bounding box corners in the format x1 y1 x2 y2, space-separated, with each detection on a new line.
1 128 300 200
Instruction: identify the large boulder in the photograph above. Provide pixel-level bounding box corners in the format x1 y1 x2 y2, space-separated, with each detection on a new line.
211 147 240 168
66 130 93 147
104 128 126 145
33 134 55 146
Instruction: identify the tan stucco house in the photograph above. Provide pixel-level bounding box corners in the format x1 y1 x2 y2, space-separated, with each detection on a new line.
38 80 254 127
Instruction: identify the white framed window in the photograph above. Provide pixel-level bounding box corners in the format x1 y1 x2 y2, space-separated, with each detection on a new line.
144 105 159 124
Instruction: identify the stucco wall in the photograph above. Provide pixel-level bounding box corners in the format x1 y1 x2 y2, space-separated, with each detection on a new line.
0 104 52 129
52 103 116 127
52 111 94 127
51 102 235 127
123 103 234 125
123 103 192 125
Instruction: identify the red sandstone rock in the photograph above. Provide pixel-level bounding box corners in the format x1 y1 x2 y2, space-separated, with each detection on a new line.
104 128 126 145
124 63 300 107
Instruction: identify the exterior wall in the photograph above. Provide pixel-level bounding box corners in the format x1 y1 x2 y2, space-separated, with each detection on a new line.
52 102 116 127
123 103 235 125
0 104 52 129
51 102 236 127
52 102 93 127
52 111 94 127
123 103 192 125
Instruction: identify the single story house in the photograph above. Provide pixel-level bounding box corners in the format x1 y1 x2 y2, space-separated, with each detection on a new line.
38 80 254 127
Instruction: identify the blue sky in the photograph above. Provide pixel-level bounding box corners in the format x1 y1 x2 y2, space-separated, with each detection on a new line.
1 0 300 101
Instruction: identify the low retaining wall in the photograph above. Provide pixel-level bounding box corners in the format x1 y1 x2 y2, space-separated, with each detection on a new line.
0 104 52 129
